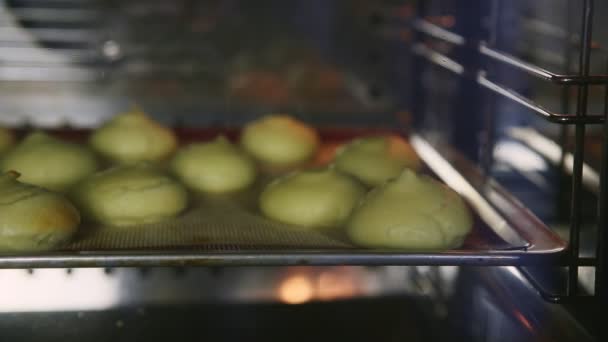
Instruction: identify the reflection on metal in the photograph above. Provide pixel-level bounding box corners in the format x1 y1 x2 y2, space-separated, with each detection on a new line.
522 16 607 54
7 8 99 22
578 266 596 294
477 73 604 125
0 266 413 311
102 40 122 60
412 19 465 46
503 266 528 284
410 134 527 247
0 27 97 43
493 140 550 190
494 141 548 172
508 127 600 195
480 42 608 85
0 65 101 82
0 3 102 82
0 268 120 312
412 43 464 75
0 46 96 64
317 269 359 300
277 267 363 304
522 17 573 42
458 267 595 341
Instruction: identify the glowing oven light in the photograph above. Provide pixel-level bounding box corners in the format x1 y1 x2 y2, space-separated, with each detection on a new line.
278 275 314 305
277 268 362 304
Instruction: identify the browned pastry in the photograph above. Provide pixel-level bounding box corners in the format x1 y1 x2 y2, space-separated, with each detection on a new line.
0 132 99 191
0 171 80 251
241 115 320 172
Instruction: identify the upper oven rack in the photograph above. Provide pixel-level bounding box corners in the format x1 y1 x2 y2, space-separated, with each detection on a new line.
411 0 607 303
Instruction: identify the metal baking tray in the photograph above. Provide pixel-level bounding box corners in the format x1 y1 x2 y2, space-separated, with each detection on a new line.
0 128 567 268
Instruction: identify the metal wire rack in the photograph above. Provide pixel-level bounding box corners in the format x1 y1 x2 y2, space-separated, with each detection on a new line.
410 0 606 303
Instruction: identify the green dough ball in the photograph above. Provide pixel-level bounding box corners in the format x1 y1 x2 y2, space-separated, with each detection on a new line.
241 115 320 170
347 170 472 250
0 127 15 154
90 107 177 164
0 171 80 251
260 168 365 230
334 135 421 186
1 132 99 191
72 163 188 227
171 136 256 193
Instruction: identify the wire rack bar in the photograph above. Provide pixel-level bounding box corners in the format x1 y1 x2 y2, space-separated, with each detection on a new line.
411 0 608 304
480 42 608 85
567 0 594 296
412 19 465 45
412 43 464 75
412 24 606 125
477 73 604 124
595 43 608 306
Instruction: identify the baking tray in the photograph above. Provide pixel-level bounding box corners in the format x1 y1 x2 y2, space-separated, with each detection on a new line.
0 128 567 268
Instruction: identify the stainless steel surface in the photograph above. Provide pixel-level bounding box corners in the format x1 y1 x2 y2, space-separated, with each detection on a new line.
0 266 414 311
0 134 566 268
0 265 594 342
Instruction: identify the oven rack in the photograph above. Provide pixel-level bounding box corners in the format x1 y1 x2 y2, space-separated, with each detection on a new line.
410 0 606 303
0 131 567 269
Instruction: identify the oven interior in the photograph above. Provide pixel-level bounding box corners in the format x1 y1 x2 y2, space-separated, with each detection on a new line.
0 1 606 341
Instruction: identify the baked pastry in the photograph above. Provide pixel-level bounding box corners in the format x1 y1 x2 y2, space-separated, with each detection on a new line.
0 127 15 154
347 170 472 250
0 132 99 191
71 163 188 227
241 115 319 171
0 171 80 251
259 168 365 230
334 135 421 186
89 107 177 164
171 136 256 193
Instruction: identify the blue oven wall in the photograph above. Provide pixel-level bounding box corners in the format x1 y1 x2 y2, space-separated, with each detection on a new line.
406 1 604 338
407 0 562 224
